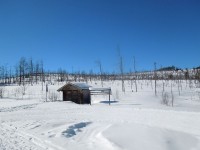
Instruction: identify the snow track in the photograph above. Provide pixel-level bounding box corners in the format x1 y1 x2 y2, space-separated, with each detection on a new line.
0 122 67 150
0 123 44 150
0 103 38 112
88 124 120 150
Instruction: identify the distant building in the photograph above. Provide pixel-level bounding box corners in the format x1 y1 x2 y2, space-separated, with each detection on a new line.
57 82 91 104
58 82 112 105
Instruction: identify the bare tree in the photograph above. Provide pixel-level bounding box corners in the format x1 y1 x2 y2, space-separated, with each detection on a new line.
9 67 12 84
171 81 174 107
18 57 27 86
29 58 34 85
120 56 125 92
0 86 5 98
96 61 103 87
195 69 200 87
177 71 181 96
35 62 40 84
133 56 137 92
40 61 45 91
154 62 157 96
15 64 19 85
116 47 125 92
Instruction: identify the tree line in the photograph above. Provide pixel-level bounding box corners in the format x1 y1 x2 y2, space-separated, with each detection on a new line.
0 57 200 86
0 57 45 85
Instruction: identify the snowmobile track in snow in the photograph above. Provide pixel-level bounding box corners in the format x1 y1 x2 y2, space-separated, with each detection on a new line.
0 122 67 150
0 103 38 112
0 123 44 150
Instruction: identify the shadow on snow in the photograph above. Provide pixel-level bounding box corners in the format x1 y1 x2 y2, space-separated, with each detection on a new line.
62 122 92 138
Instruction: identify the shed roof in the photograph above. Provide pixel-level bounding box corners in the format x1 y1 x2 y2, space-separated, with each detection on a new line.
57 82 91 91
90 87 111 95
73 82 91 89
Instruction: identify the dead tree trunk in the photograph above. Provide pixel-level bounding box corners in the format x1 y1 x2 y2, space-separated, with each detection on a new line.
154 62 157 96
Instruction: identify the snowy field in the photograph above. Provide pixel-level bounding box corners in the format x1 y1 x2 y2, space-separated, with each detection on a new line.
1 80 200 150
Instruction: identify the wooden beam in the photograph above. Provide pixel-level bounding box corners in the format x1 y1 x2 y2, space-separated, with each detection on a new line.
109 89 110 105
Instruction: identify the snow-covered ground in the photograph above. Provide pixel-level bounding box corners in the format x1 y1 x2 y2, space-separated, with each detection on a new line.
0 80 200 150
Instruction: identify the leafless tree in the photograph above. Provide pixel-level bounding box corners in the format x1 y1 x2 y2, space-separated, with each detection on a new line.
171 81 174 107
18 57 28 86
29 58 34 85
133 56 137 92
0 86 5 98
96 60 103 87
35 61 40 84
154 62 157 96
40 61 45 91
120 56 125 92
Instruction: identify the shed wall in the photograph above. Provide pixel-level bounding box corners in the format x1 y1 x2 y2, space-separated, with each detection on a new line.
59 83 91 104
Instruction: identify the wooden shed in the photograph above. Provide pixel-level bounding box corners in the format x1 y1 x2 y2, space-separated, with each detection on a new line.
57 82 91 104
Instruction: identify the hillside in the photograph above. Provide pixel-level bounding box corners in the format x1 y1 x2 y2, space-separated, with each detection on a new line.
157 66 181 71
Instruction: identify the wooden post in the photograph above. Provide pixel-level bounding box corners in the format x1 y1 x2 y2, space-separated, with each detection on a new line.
46 84 48 102
89 92 91 105
109 89 110 105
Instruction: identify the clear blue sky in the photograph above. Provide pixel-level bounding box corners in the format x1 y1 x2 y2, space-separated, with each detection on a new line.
0 0 200 73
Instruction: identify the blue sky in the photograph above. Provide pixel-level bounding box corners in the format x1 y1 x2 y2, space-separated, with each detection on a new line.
0 0 200 73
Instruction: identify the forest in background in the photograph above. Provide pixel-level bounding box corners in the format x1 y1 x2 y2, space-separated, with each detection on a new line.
0 57 200 86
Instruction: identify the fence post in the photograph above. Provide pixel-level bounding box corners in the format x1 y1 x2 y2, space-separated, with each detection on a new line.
109 89 110 105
